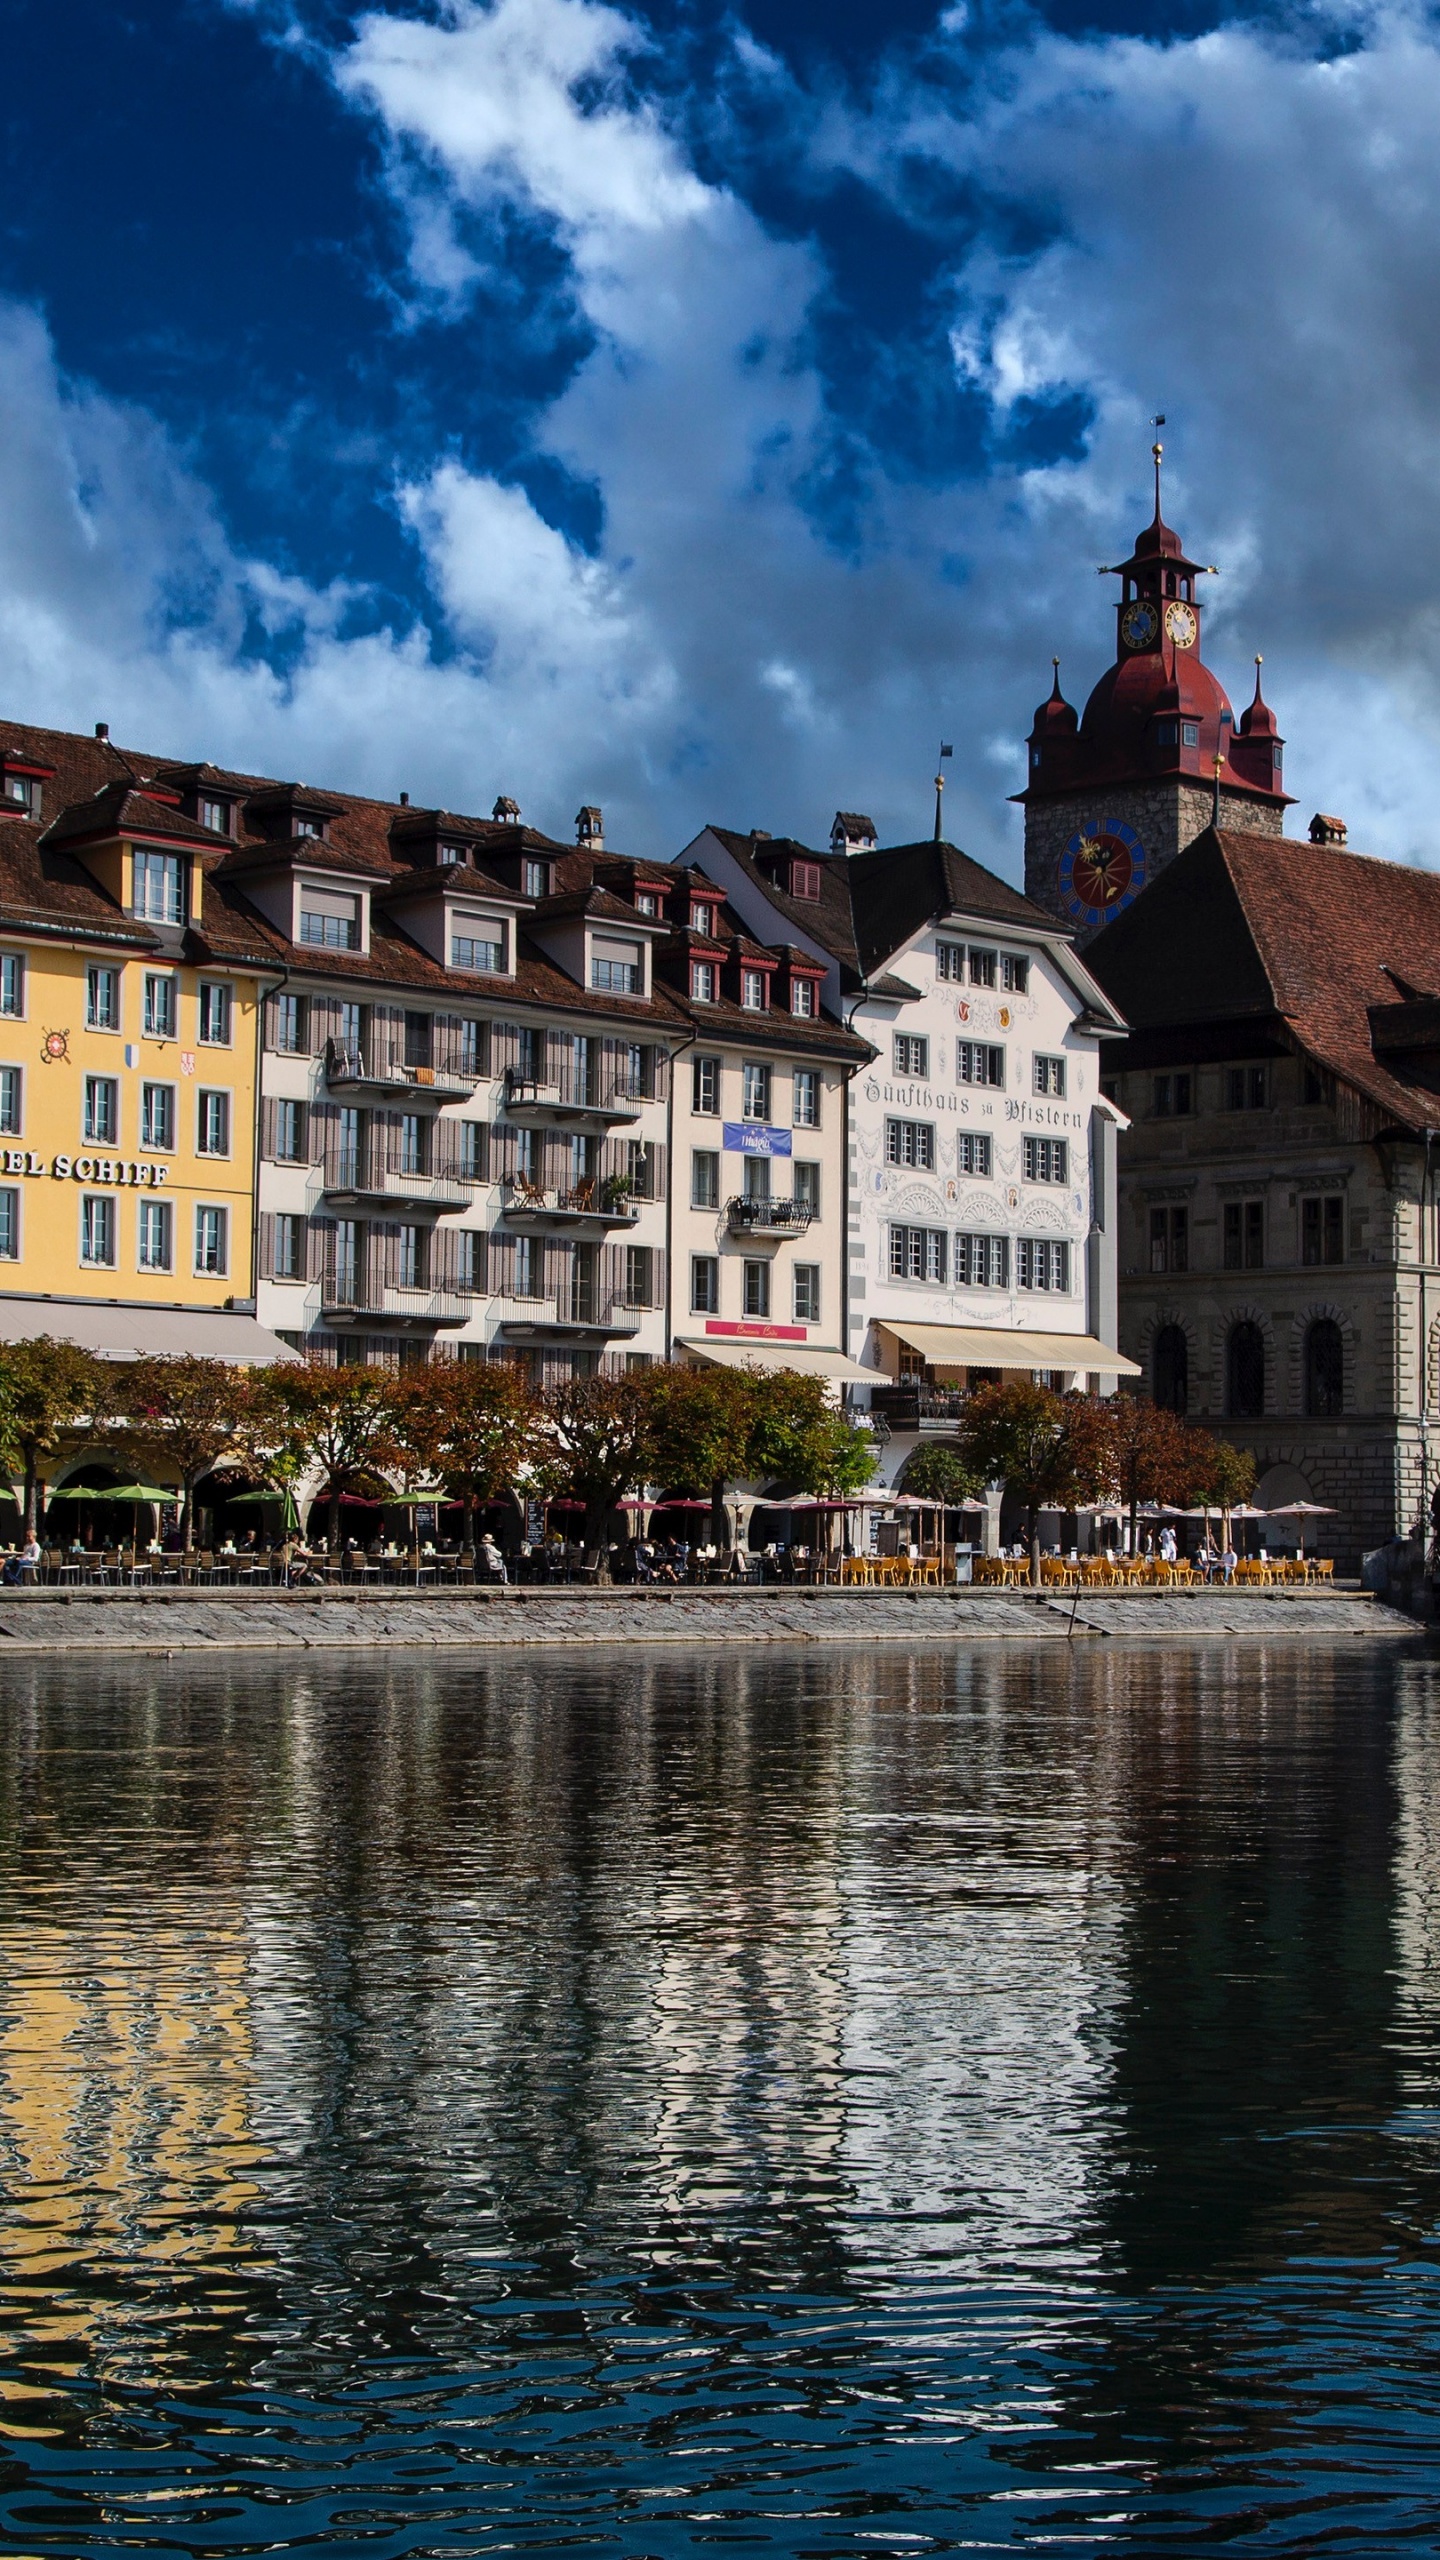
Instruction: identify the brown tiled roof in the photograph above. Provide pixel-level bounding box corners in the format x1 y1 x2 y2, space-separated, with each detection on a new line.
42 782 232 851
704 824 1062 983
1087 825 1440 1133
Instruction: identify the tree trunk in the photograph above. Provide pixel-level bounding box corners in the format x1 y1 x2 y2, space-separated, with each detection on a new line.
1029 1505 1041 1586
180 1474 195 1550
328 1484 341 1553
22 1451 38 1539
585 1494 612 1580
463 1488 477 1553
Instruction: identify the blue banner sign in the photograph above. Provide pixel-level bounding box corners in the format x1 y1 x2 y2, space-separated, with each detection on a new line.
723 1122 792 1157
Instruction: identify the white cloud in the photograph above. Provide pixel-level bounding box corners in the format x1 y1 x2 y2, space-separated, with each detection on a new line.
8 0 1440 872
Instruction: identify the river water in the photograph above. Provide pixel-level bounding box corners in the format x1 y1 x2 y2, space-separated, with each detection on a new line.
1 1639 1439 2553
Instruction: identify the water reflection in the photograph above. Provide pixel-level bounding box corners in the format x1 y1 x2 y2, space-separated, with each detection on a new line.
0 1639 1433 2551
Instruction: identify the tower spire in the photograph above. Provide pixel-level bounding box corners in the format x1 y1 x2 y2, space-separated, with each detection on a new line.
1151 413 1166 523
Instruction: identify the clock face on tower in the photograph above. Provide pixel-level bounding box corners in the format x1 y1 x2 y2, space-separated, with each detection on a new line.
1058 820 1148 929
1164 600 1197 647
1120 599 1159 651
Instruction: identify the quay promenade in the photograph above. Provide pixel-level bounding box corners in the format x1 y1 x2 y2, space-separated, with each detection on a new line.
0 1582 1411 1651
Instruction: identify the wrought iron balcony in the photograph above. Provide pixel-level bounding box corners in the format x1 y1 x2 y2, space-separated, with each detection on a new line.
321 1149 476 1212
495 1293 646 1344
868 1382 969 1432
324 1040 480 1100
724 1195 814 1239
502 1069 644 1128
499 1177 642 1231
318 1273 472 1328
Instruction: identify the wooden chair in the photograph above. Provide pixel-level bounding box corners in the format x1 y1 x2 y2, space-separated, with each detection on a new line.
568 1177 597 1212
1312 1557 1335 1582
510 1173 550 1211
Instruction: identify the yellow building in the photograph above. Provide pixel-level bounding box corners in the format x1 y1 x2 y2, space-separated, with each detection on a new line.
0 734 289 1360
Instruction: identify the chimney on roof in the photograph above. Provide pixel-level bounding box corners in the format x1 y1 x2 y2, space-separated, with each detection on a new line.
575 803 603 848
492 795 521 824
751 828 771 841
830 810 877 854
399 791 409 807
94 722 109 742
1309 812 1348 847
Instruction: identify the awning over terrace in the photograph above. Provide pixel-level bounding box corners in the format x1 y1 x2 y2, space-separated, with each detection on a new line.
675 1336 873 1383
877 1321 1140 1379
0 1293 298 1364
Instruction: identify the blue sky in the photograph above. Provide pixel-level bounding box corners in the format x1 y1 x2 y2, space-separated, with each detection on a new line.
3 0 1440 870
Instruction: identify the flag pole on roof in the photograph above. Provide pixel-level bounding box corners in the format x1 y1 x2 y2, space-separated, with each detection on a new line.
934 741 953 843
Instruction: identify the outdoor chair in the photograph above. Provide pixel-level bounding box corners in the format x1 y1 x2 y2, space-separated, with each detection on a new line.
511 1173 549 1211
43 1548 64 1584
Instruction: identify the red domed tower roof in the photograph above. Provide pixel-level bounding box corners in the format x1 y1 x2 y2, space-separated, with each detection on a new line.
1019 442 1290 814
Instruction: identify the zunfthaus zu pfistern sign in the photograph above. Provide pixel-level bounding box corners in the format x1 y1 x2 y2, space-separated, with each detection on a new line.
861 1077 1084 1135
1 1152 172 1186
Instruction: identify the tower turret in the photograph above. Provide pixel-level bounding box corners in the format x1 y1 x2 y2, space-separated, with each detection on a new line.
1019 446 1291 939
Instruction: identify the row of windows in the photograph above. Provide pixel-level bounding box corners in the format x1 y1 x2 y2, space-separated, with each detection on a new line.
1153 1320 1344 1421
0 1189 230 1276
688 960 821 1014
0 957 234 1044
72 1077 233 1156
690 1256 821 1322
691 1153 820 1210
888 1226 1070 1292
881 1121 1065 1184
1147 1062 1334 1118
692 1057 820 1127
1149 1195 1348 1274
935 944 1030 993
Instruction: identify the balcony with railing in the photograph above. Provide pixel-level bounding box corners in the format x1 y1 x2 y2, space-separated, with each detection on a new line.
496 1291 646 1343
502 1066 645 1128
318 1265 473 1329
868 1381 969 1433
724 1195 814 1241
325 1040 482 1100
500 1175 642 1232
321 1147 478 1212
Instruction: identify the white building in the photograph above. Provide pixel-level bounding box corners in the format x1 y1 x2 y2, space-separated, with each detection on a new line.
680 824 1136 1498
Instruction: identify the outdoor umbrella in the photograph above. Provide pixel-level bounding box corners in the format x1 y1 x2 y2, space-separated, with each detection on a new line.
1262 1499 1336 1562
50 1480 177 1548
229 1487 302 1532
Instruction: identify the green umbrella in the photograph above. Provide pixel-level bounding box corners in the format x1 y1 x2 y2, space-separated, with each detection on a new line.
228 1488 302 1531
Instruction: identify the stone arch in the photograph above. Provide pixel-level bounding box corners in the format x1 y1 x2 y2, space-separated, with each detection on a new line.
1254 1459 1316 1510
1134 1305 1200 1414
1286 1300 1358 1418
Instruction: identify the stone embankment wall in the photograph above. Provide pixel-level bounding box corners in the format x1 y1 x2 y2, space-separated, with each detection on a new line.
0 1586 1410 1652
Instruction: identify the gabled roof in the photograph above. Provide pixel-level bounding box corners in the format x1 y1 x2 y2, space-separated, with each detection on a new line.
1087 826 1440 1133
41 783 232 851
703 823 1066 984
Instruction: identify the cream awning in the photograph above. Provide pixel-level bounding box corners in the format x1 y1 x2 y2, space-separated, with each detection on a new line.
878 1320 1140 1378
0 1294 299 1364
675 1336 874 1383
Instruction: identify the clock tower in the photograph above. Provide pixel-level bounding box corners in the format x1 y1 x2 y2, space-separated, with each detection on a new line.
1019 446 1291 940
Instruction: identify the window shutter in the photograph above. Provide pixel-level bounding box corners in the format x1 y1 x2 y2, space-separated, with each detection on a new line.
306 1216 332 1283
308 996 342 1051
260 1097 278 1160
258 1211 274 1278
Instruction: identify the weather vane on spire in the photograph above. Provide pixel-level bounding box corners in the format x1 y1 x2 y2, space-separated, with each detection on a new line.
1151 414 1166 513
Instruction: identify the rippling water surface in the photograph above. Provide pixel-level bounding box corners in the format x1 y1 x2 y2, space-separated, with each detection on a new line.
2 1638 1440 2552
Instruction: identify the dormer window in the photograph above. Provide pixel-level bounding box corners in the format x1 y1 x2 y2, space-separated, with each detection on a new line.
198 796 230 836
299 888 360 950
439 842 466 867
789 861 821 901
741 968 768 1012
635 891 658 916
2 775 40 817
591 937 641 995
691 960 716 1002
791 976 816 1018
133 850 186 926
1182 721 1199 748
523 858 551 898
451 914 506 972
294 816 323 841
690 900 717 935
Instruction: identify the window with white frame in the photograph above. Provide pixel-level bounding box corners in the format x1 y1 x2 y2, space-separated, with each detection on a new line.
83 1075 118 1144
793 1263 820 1323
0 1187 18 1258
791 976 816 1017
299 889 360 950
691 961 717 1002
0 1068 20 1137
691 1254 719 1314
143 973 177 1039
894 1034 929 1078
273 1099 307 1163
936 941 964 981
793 1161 819 1212
523 858 551 898
1001 952 1029 992
86 967 120 1032
133 850 185 925
1024 1135 1068 1183
272 991 307 1053
690 899 718 935
954 1232 1008 1287
740 968 768 1011
591 938 641 994
693 1056 720 1115
452 922 505 972
197 1090 231 1156
271 1212 302 1280
885 1117 935 1170
1017 1237 1069 1291
194 1204 228 1277
956 1131 992 1176
889 1224 948 1283
742 1259 770 1318
198 796 229 837
80 1194 116 1267
138 1198 173 1272
956 1042 1004 1087
1033 1054 1067 1097
0 953 22 1018
742 1061 771 1120
691 1150 720 1209
793 1069 819 1128
968 947 997 988
140 1083 175 1149
198 981 232 1045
